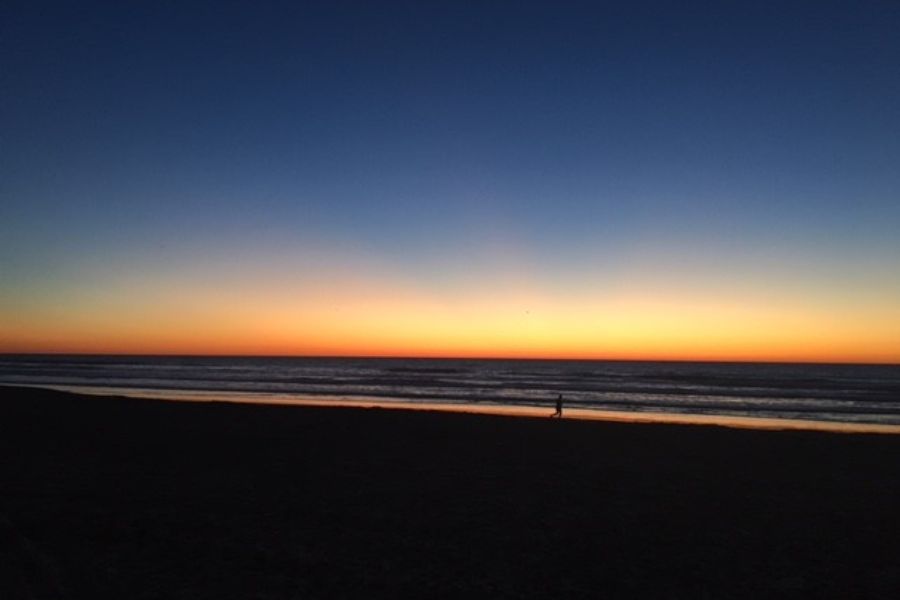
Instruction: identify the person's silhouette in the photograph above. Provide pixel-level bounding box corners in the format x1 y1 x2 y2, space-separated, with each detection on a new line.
551 393 564 418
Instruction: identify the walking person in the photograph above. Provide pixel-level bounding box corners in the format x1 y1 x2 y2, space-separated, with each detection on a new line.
551 393 564 418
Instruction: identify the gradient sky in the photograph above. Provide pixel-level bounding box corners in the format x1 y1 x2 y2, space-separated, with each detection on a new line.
2 1 899 362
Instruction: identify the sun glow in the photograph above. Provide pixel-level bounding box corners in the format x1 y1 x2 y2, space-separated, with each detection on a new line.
3 258 898 363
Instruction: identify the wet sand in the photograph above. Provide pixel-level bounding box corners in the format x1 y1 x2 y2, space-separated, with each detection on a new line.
2 386 899 599
32 384 900 434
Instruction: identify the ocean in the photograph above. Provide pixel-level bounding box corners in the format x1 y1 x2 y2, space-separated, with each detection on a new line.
1 354 899 427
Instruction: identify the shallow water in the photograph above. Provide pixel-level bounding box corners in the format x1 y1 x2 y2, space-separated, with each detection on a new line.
2 355 899 426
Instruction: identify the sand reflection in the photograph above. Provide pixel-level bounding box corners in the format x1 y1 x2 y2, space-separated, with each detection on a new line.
26 384 900 435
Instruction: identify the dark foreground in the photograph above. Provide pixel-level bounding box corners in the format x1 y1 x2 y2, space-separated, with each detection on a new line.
1 387 899 599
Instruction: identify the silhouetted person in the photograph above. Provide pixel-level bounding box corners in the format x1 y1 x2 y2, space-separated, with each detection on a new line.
551 393 564 418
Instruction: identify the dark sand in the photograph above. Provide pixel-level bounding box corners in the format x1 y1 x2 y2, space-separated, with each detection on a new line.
2 386 899 599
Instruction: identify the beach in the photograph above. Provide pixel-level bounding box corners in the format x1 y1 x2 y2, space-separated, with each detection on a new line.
2 386 899 599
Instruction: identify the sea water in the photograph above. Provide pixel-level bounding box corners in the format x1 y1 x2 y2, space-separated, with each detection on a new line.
1 355 899 426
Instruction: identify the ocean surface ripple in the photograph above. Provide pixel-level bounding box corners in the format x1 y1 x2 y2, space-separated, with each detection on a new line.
2 355 899 425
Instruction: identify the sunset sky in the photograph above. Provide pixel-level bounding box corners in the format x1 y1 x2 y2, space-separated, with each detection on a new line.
2 1 899 363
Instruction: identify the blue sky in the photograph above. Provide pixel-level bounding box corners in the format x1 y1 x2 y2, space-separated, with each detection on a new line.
2 1 899 360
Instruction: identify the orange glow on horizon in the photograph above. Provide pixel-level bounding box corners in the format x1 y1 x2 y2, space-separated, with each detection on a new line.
2 271 899 364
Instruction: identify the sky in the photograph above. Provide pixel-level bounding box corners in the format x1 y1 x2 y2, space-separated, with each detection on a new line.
2 1 899 363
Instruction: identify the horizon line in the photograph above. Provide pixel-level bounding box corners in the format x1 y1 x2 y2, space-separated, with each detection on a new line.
1 351 898 367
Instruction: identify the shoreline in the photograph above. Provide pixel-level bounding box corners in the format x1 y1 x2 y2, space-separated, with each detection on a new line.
7 382 900 435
